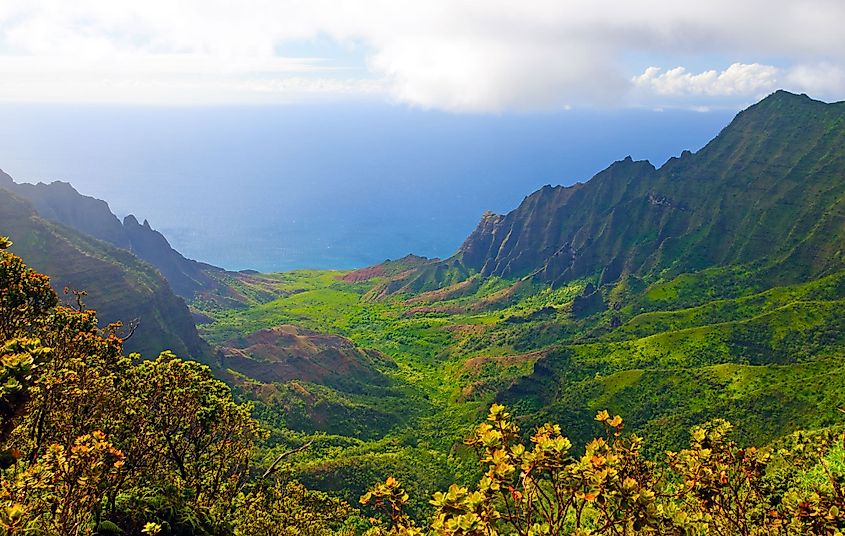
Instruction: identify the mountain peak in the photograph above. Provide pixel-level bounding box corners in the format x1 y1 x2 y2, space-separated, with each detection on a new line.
444 90 845 287
765 89 814 103
0 169 13 188
46 180 79 193
743 89 831 116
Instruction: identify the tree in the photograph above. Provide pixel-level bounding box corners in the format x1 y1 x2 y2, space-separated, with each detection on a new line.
0 236 57 444
124 353 264 509
0 235 269 534
232 480 357 536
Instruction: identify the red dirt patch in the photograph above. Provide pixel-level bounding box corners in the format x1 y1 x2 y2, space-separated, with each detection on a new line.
470 280 526 311
405 277 480 305
463 349 547 374
338 264 386 282
443 324 487 336
403 304 466 317
219 324 391 386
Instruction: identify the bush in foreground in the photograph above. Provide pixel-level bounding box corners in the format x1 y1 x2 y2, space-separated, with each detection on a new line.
362 405 845 535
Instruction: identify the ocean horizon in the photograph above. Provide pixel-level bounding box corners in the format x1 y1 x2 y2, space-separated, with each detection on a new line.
0 102 734 272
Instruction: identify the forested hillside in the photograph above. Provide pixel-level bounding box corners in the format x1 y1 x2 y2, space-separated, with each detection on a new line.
1 239 843 533
0 189 209 359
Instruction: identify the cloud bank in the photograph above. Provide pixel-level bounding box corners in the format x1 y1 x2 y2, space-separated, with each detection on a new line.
0 0 844 110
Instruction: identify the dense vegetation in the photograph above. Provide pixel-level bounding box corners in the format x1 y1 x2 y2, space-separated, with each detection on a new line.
0 237 362 534
184 254 845 514
2 237 844 534
0 239 845 535
3 90 845 533
363 405 845 535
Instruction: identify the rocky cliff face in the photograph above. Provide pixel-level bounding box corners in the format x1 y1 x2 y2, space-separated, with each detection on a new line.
458 158 658 285
0 189 211 360
452 91 845 288
0 174 224 298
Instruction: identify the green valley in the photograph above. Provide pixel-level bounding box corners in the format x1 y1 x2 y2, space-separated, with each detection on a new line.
180 91 845 522
3 90 845 534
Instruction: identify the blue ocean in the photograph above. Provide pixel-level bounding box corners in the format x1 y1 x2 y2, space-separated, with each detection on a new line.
0 102 734 272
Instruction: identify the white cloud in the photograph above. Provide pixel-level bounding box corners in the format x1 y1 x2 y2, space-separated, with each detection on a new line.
631 62 845 108
0 0 844 110
633 63 781 97
784 62 845 97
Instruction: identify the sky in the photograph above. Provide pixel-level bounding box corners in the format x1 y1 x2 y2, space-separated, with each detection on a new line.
0 102 735 270
0 2 844 271
1 1 844 111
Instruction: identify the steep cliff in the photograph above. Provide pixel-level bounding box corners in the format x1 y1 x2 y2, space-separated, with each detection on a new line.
0 189 211 360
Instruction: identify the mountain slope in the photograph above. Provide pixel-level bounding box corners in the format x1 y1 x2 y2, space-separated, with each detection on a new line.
220 324 393 388
121 214 226 297
0 188 211 359
193 90 845 451
420 91 845 291
218 324 422 439
0 171 225 298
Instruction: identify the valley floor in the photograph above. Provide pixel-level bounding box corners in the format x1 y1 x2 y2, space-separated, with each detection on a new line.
188 262 845 511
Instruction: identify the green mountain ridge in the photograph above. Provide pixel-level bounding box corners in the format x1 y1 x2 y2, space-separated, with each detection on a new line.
393 91 845 293
0 187 210 359
186 91 845 467
0 170 227 298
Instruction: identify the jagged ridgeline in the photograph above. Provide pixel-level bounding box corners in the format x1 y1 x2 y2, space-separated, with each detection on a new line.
0 171 227 299
0 186 210 359
352 91 845 450
403 90 845 291
188 90 845 458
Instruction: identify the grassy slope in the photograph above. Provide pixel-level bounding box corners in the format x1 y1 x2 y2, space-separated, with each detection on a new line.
191 262 845 514
186 247 845 521
194 263 845 453
187 93 845 511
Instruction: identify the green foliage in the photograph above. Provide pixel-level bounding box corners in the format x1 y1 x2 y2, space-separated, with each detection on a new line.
232 480 359 535
0 238 354 535
0 338 49 445
108 484 229 536
0 234 59 446
292 442 460 522
0 430 125 534
189 257 845 506
361 476 424 535
363 405 845 535
0 236 57 342
125 353 264 509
